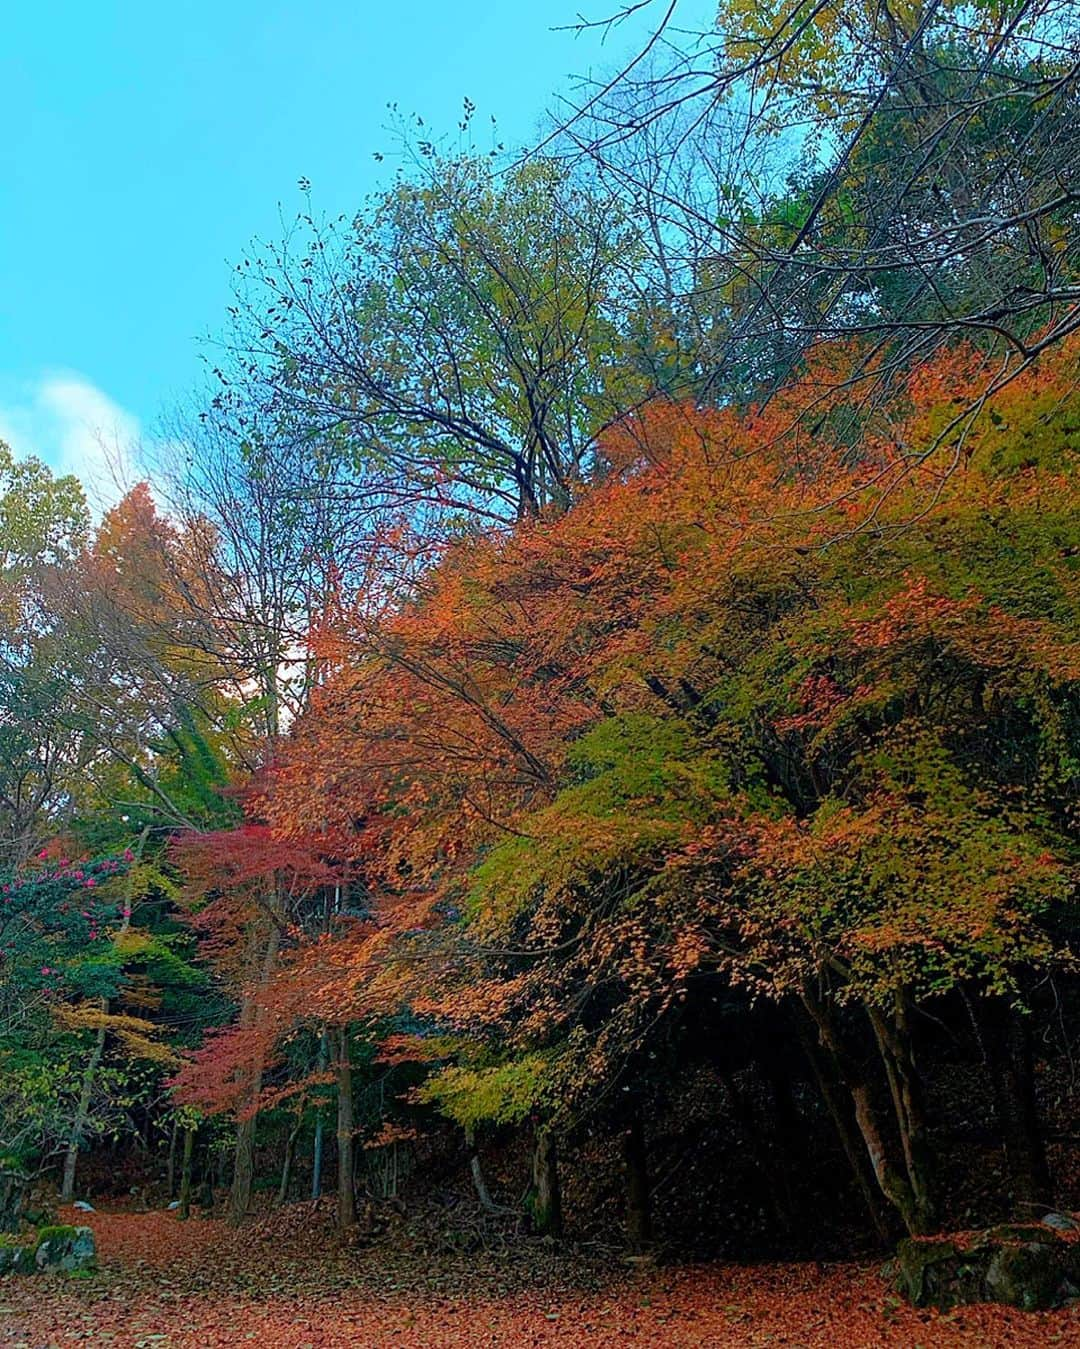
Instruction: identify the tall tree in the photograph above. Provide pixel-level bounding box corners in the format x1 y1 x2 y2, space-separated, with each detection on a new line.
0 443 92 865
222 155 646 521
566 0 1080 461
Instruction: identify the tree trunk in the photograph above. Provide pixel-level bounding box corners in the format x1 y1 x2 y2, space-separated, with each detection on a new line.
868 1003 937 1233
531 1127 563 1237
312 1029 329 1200
623 1110 652 1254
230 1112 257 1225
465 1124 499 1211
796 1013 893 1244
850 1072 928 1236
61 1022 106 1203
61 826 151 1205
166 1117 179 1198
277 1117 302 1207
801 989 929 1236
983 999 1053 1213
336 1027 356 1231
229 917 281 1225
198 1167 216 1211
178 1126 196 1220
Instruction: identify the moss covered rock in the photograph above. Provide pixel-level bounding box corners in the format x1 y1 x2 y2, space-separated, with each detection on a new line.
33 1224 95 1273
0 1234 34 1275
892 1220 1080 1311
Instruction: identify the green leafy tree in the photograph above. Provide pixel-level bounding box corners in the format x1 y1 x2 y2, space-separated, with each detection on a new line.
226 155 646 520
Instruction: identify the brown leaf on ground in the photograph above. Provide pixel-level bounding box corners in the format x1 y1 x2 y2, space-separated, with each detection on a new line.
2 1208 1079 1347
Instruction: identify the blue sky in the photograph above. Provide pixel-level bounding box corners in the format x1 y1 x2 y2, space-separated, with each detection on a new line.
1 1 695 508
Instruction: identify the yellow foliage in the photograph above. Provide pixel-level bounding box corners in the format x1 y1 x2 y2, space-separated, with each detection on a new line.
53 1004 178 1066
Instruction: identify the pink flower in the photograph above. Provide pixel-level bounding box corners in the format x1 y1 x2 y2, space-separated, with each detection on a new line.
85 878 96 888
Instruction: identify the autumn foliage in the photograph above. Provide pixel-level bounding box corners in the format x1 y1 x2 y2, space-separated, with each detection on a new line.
156 335 1080 1248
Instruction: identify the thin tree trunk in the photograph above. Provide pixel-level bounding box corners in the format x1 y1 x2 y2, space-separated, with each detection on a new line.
61 826 151 1204
796 1013 893 1244
231 1114 257 1224
465 1124 499 1211
850 1072 927 1236
868 1003 937 1233
229 917 281 1225
1002 1010 1053 1211
198 1163 215 1211
277 1116 302 1207
623 1110 652 1254
336 1027 356 1231
61 1024 105 1204
312 1113 326 1201
178 1126 196 1220
983 999 1053 1213
531 1127 563 1237
312 1029 329 1200
801 989 928 1236
166 1117 179 1198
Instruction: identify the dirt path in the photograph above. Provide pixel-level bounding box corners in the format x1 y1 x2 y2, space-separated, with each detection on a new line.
2 1210 1079 1347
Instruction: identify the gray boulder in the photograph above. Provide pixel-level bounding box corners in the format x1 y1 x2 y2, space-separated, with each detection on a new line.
33 1224 96 1273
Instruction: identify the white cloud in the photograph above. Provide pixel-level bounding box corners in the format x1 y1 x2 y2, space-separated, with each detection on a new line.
0 373 143 515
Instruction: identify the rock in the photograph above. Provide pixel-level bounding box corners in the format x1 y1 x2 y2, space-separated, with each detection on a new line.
166 1200 181 1210
985 1240 1070 1310
33 1224 96 1273
893 1236 981 1309
892 1222 1080 1311
0 1240 34 1274
0 1225 97 1276
72 1200 95 1212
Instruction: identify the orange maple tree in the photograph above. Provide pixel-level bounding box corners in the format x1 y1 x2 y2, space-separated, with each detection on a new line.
171 334 1080 1240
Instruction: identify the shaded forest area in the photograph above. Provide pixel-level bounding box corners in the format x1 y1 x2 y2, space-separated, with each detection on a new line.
3 0 1080 1339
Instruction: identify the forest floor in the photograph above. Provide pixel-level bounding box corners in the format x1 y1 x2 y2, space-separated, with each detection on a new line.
2 1206 1080 1347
